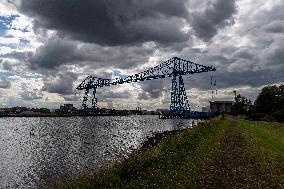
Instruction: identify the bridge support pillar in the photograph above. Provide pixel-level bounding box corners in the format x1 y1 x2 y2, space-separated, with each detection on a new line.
91 87 98 112
81 89 89 112
170 75 190 115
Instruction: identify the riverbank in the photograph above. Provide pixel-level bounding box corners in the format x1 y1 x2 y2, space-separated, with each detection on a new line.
56 117 284 188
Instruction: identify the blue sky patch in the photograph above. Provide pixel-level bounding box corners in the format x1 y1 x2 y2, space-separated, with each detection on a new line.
0 71 15 77
113 70 128 79
0 71 41 80
0 15 19 36
20 38 30 45
22 74 42 80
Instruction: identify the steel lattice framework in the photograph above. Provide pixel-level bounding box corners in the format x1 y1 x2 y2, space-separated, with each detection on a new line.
76 57 216 114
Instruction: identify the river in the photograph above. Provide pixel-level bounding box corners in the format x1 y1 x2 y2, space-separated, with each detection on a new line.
0 115 193 188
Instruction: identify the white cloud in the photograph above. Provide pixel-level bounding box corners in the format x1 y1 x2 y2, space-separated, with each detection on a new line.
0 1 18 16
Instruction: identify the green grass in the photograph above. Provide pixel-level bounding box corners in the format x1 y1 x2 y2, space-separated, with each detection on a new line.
239 120 284 187
239 120 284 158
57 119 227 188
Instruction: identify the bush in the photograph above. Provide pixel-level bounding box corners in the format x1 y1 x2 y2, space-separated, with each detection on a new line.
272 109 284 123
248 113 265 121
261 114 276 122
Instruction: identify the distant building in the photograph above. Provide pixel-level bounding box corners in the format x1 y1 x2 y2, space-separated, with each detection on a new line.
49 109 56 113
202 106 211 112
210 101 234 114
156 109 169 114
59 104 77 113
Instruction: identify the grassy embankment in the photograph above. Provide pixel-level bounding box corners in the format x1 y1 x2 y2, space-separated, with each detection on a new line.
239 120 284 187
57 117 284 188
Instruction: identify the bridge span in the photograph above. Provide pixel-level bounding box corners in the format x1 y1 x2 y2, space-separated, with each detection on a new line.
76 57 216 118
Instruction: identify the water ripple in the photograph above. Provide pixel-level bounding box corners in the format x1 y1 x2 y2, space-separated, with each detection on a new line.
0 116 193 188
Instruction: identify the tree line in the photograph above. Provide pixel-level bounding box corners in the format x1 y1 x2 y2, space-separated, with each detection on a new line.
232 84 284 122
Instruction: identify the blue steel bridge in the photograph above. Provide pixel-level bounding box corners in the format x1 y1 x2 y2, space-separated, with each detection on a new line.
76 57 216 118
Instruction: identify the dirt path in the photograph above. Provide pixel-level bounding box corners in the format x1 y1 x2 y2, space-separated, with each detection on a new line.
201 117 274 189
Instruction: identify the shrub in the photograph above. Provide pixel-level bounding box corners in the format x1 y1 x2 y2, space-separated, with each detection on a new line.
272 109 284 123
248 113 265 121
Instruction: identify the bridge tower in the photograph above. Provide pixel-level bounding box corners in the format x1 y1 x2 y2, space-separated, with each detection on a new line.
81 88 89 111
170 59 190 114
81 87 98 112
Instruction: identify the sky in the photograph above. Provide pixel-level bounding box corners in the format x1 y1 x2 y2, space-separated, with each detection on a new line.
0 0 283 110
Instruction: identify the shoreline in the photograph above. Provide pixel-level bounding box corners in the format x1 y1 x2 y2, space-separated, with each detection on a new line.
56 117 284 188
0 114 151 118
138 120 203 151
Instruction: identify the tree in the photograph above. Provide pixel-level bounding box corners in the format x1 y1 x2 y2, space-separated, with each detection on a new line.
232 94 252 115
254 85 284 114
252 84 284 122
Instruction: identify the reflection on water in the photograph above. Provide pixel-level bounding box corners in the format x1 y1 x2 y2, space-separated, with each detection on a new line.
0 116 193 188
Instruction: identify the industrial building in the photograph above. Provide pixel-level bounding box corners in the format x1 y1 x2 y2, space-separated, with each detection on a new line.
202 106 211 112
210 101 234 114
58 104 77 113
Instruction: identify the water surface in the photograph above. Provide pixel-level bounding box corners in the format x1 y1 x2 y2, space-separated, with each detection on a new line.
0 116 193 188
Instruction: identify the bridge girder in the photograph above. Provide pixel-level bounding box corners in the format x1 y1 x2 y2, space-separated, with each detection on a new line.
76 57 216 113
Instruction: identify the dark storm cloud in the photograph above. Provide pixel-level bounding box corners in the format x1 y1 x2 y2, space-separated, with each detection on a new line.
179 41 284 91
0 77 11 88
28 39 82 70
77 43 155 70
27 37 155 71
191 0 236 41
19 0 189 46
15 0 240 78
42 72 78 95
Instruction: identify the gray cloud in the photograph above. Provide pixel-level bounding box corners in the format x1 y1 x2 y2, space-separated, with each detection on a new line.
62 94 80 102
264 21 284 34
27 37 156 71
178 40 284 91
2 61 13 71
1 0 283 108
191 0 236 41
42 72 78 95
20 87 43 100
1 51 27 60
232 48 255 60
99 91 132 99
261 40 284 66
19 0 189 46
0 77 11 89
28 39 82 70
138 79 168 100
213 69 284 89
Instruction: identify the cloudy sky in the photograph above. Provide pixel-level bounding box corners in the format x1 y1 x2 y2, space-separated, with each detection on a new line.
0 0 283 110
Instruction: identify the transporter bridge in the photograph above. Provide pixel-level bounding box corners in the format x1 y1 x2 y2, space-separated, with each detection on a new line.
76 57 216 118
